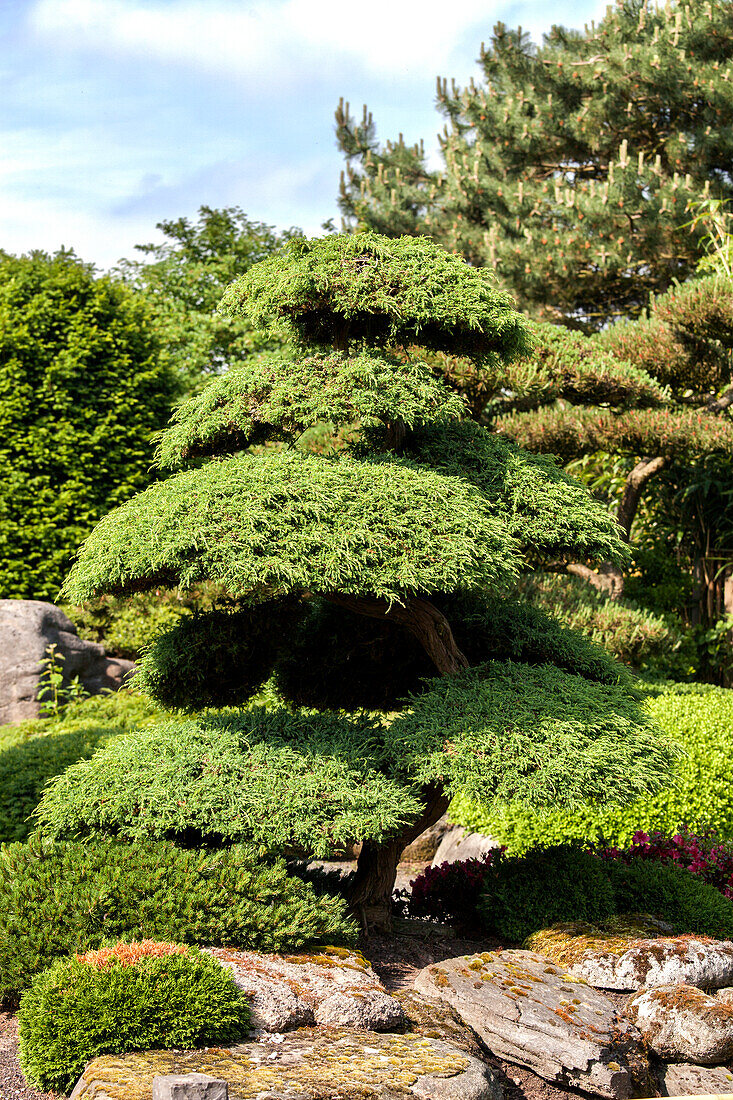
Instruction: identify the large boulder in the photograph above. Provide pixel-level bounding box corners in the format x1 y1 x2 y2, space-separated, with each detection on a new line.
69 1030 504 1100
414 949 649 1098
570 938 733 993
402 814 453 863
431 825 498 867
526 920 733 993
206 947 406 1032
0 600 132 724
626 984 733 1064
659 1061 733 1095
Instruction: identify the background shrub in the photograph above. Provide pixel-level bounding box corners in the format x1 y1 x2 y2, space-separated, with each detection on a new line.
605 858 733 938
0 692 173 842
66 590 197 660
408 843 733 941
518 573 693 676
451 684 733 851
18 944 250 1094
0 838 356 1005
0 249 177 600
597 828 733 899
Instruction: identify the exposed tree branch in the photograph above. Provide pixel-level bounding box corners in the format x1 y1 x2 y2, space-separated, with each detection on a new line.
566 455 669 601
706 384 733 414
617 455 669 539
325 593 468 675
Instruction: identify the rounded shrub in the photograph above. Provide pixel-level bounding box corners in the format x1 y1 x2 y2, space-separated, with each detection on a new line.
478 846 615 942
0 838 356 1005
604 857 733 939
17 942 250 1094
408 843 733 941
452 684 733 851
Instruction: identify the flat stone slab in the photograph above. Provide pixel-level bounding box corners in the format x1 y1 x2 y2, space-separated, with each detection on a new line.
569 939 733 993
627 984 733 1064
206 947 406 1032
69 1029 503 1100
414 949 649 1098
152 1075 228 1100
660 1061 733 1095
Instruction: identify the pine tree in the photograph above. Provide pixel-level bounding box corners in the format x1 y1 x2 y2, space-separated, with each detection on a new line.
336 0 733 327
62 233 674 930
491 275 733 597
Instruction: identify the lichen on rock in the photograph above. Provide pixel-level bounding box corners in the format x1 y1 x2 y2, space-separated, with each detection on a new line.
626 983 733 1064
414 949 649 1099
205 946 405 1032
69 1029 500 1100
526 918 733 992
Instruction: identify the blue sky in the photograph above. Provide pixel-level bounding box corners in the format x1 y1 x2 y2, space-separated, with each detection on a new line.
1 0 609 270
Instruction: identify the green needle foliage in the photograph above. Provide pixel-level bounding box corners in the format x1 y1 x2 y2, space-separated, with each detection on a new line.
155 350 466 467
64 450 518 603
0 838 355 1005
336 1 733 327
220 232 533 360
33 710 424 853
61 231 675 920
0 249 176 599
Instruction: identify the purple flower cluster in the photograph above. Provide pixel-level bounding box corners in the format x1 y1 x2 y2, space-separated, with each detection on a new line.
596 828 733 900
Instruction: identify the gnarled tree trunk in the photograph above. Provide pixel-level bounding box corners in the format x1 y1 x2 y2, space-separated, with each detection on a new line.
348 784 451 934
324 592 467 931
325 592 468 675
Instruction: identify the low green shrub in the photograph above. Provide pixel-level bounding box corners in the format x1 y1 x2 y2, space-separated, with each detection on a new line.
604 857 733 939
451 684 733 851
18 943 250 1094
0 690 167 751
478 846 615 941
409 842 733 941
0 837 356 1004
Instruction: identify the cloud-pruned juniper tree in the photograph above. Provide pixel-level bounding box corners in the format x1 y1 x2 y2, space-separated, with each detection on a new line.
61 234 674 931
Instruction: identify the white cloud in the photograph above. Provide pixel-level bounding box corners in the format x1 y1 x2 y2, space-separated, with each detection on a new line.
29 0 603 85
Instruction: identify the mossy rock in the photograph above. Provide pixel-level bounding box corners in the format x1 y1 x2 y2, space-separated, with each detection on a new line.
395 989 486 1059
69 1029 502 1099
524 914 670 968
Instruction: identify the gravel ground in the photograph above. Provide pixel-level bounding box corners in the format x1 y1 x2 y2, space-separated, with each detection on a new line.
0 1015 60 1100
